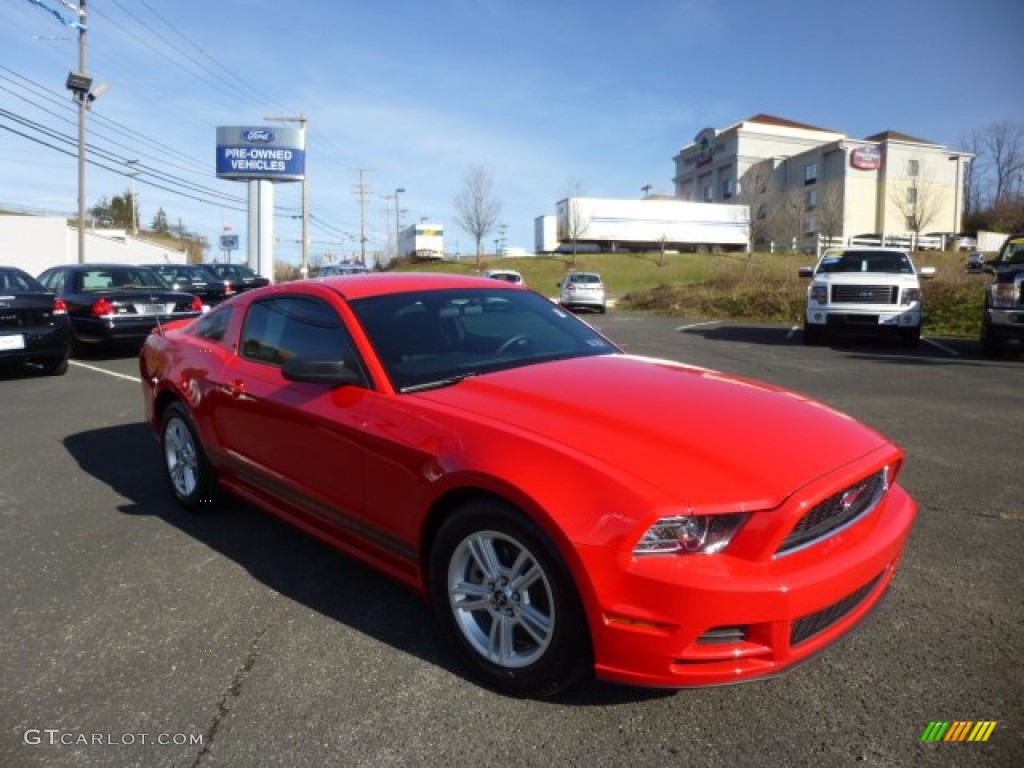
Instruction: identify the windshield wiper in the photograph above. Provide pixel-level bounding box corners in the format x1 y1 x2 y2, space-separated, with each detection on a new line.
400 372 478 393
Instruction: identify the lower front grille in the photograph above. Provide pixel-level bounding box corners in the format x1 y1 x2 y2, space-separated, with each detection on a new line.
790 572 884 647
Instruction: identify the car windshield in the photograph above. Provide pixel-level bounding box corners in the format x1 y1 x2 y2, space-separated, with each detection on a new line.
1001 239 1024 264
487 272 522 283
76 267 168 291
0 268 45 292
816 250 914 275
350 288 619 392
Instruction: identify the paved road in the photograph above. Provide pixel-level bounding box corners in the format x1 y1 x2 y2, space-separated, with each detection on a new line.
1 315 1021 768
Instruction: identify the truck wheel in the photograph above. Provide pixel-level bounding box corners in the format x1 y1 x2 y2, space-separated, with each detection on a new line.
980 316 1003 359
902 327 921 348
803 323 823 345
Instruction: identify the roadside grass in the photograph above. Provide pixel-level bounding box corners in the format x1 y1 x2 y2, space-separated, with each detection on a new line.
392 250 987 337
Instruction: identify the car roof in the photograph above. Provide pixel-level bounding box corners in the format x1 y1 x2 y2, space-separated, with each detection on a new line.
45 262 161 271
300 272 517 301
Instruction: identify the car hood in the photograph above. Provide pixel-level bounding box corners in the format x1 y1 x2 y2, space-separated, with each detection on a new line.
813 272 919 285
416 354 888 512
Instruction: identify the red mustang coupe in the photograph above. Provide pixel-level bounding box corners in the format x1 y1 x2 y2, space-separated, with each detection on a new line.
140 273 917 697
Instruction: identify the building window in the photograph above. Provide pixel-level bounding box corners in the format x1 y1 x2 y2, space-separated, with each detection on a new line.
804 162 818 185
905 216 916 230
703 185 713 202
804 217 817 236
722 178 733 199
908 159 919 177
906 187 918 204
805 189 817 210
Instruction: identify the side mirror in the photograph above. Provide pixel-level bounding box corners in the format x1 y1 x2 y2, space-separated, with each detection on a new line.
282 358 363 387
918 267 937 279
798 267 814 278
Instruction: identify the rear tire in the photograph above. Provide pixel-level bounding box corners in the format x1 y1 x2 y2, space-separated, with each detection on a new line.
38 357 68 376
429 498 592 698
160 402 216 510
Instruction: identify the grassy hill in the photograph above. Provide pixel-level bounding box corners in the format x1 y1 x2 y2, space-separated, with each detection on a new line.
391 250 986 337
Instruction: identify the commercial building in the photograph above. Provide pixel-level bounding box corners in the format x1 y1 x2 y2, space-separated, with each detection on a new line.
672 114 972 251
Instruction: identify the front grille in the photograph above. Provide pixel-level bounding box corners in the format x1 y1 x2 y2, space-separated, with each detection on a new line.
777 468 889 556
791 572 884 646
831 284 898 304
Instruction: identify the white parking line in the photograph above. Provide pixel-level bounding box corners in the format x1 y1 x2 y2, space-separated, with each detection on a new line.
922 338 961 357
69 360 140 383
675 321 719 332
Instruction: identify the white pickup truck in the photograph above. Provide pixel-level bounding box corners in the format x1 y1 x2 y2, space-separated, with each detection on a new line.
799 247 935 347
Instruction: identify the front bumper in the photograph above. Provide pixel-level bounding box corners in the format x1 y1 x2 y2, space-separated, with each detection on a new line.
986 307 1024 339
579 477 917 688
805 305 921 329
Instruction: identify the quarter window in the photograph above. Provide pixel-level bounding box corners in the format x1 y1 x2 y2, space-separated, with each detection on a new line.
194 306 234 344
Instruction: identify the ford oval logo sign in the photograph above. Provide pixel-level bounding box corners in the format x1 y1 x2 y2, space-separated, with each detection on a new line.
243 129 275 143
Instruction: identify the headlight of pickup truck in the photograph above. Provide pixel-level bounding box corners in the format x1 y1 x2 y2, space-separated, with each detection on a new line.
990 282 1021 308
810 284 828 304
901 287 921 306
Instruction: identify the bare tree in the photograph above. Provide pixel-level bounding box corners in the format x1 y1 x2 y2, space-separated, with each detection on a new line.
980 122 1024 204
888 172 944 237
453 165 502 267
737 162 776 248
559 182 590 265
815 181 845 245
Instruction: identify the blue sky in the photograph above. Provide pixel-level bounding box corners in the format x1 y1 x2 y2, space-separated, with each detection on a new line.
2 0 1022 265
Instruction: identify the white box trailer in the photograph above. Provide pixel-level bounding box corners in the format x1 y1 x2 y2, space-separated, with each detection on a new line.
554 197 750 252
398 221 445 260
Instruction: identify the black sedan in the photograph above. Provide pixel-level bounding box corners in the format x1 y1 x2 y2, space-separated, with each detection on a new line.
36 263 203 350
145 263 236 307
205 263 270 293
0 266 71 375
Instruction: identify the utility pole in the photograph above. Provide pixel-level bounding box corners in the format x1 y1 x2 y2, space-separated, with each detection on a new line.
126 158 139 235
395 187 405 261
355 168 371 264
265 115 308 275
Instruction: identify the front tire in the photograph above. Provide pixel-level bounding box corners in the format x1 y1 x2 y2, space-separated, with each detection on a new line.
429 499 592 698
38 356 68 376
980 314 1003 359
161 402 215 510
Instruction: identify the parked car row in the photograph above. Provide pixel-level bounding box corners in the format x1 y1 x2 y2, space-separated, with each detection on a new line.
0 261 269 376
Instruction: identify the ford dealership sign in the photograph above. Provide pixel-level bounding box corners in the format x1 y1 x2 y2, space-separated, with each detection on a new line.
216 125 305 181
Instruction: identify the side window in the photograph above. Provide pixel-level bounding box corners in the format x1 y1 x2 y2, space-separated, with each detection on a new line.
194 306 234 344
240 297 366 383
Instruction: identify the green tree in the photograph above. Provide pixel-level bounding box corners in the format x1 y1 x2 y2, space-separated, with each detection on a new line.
151 207 170 234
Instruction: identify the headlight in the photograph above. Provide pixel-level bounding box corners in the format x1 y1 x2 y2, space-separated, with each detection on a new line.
990 282 1021 308
634 513 748 555
810 284 828 304
901 287 921 306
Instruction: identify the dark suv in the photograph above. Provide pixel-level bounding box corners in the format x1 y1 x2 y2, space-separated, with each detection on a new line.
980 234 1024 358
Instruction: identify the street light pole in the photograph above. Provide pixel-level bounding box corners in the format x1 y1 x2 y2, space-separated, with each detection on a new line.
75 1 88 262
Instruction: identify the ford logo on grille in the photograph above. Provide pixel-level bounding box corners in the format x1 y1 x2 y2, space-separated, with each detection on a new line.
243 129 275 143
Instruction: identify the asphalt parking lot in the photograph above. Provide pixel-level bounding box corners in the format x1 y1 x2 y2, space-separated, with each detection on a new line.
2 313 1021 768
